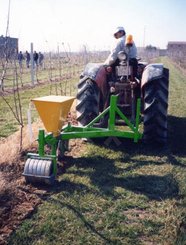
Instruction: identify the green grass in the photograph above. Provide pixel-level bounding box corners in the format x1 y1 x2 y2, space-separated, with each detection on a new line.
0 77 78 138
2 60 83 89
6 57 186 244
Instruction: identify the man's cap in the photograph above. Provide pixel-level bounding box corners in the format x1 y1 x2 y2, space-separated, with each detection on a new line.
113 27 125 35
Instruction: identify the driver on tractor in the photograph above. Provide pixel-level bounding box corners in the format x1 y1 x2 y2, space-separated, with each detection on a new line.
104 27 137 77
104 26 126 66
76 26 169 145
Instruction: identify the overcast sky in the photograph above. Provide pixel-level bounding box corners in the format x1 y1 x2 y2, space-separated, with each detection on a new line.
0 0 186 52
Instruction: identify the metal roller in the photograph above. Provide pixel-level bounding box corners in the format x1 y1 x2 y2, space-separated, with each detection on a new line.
23 158 55 185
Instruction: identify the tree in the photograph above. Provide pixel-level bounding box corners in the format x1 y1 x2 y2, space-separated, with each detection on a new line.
145 45 157 51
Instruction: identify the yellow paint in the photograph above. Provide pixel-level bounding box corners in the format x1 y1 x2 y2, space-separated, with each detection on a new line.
32 95 75 136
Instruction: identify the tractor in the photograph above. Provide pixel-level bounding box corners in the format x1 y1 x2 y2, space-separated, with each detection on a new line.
76 49 169 144
22 47 169 185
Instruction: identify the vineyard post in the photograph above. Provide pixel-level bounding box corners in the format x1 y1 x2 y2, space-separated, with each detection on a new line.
30 42 35 86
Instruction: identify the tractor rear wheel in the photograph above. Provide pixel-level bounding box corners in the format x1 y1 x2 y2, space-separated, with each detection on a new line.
143 69 169 144
76 76 99 126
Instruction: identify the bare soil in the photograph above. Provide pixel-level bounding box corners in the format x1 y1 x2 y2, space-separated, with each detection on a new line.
0 157 43 245
0 106 85 245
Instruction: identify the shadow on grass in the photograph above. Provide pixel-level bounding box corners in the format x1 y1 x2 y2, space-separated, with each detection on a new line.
53 114 186 201
47 197 115 244
55 155 179 201
88 114 186 167
168 115 186 156
32 115 185 204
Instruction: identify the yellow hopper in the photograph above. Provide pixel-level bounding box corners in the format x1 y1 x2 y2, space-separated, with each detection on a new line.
32 95 75 136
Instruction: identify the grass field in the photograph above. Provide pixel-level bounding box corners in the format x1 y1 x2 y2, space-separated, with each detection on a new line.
2 63 82 90
4 57 186 244
0 76 78 138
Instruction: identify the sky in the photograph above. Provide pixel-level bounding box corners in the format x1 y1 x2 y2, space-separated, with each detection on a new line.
0 0 186 52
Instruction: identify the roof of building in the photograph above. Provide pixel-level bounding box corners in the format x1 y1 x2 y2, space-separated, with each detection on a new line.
168 41 186 45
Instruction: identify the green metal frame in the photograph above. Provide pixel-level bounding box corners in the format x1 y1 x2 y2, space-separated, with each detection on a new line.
27 95 142 177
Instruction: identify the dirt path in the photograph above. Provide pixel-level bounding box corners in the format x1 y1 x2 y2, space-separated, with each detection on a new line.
0 160 43 244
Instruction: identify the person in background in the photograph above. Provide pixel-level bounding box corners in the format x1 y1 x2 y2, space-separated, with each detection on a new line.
38 52 44 68
125 34 137 59
125 34 138 78
25 51 30 68
104 26 126 66
18 51 24 70
33 51 38 67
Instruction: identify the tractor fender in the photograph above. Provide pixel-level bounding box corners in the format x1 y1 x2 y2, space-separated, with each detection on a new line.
141 63 164 89
82 63 109 103
82 63 104 80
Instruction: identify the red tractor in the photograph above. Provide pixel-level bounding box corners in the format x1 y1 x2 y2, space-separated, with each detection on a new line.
76 51 169 144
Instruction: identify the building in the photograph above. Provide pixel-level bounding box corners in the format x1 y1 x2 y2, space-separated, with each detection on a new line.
167 41 186 57
0 35 18 58
159 49 167 56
